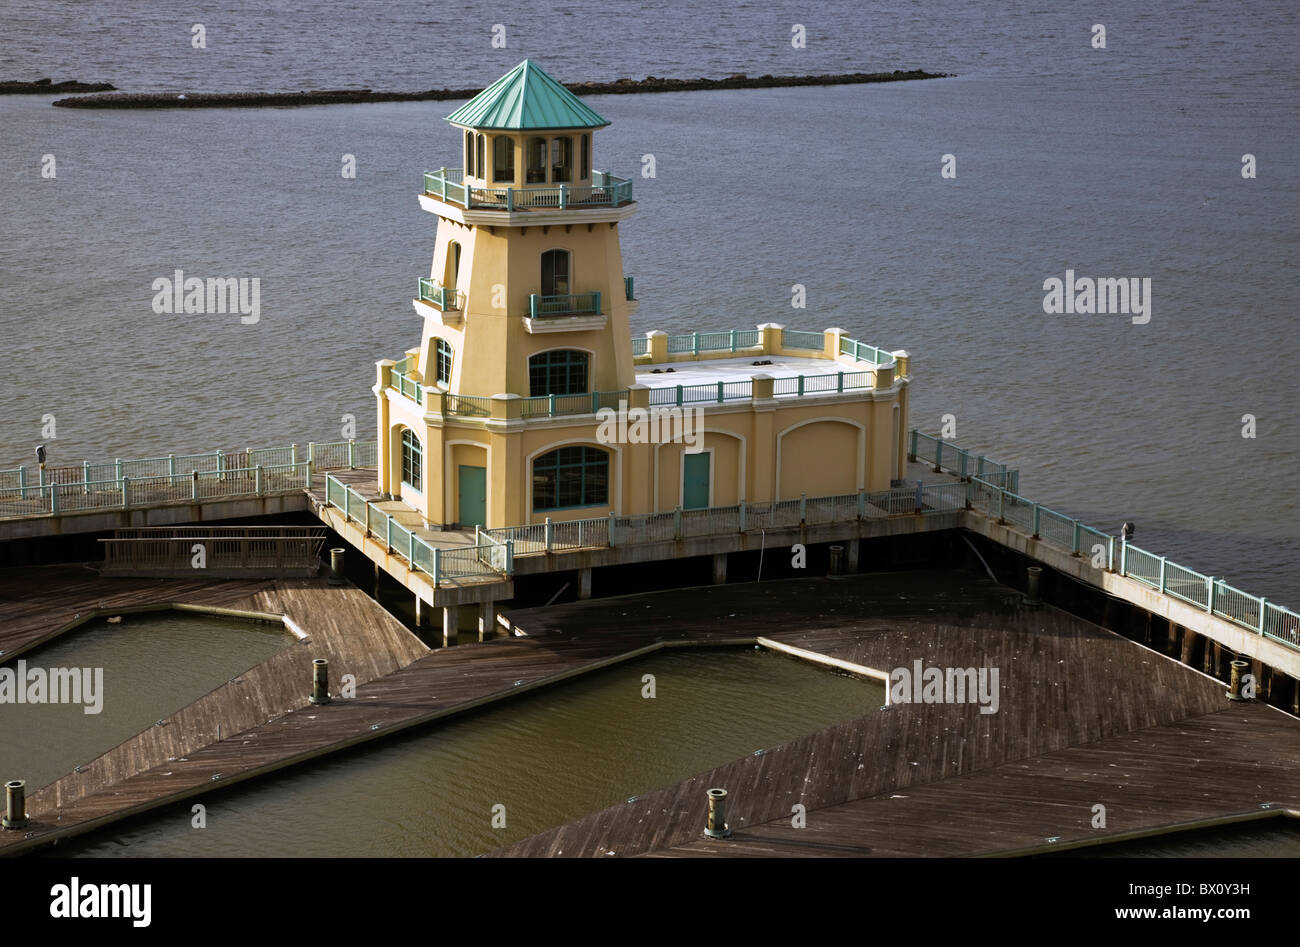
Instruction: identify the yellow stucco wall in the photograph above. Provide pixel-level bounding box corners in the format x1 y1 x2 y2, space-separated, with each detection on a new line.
375 121 911 530
418 222 633 399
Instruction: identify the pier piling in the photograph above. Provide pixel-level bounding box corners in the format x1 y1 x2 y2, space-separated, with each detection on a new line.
1227 659 1249 701
478 600 496 641
2 780 28 829
1024 566 1042 606
310 658 331 704
442 606 457 647
328 547 345 586
704 787 731 839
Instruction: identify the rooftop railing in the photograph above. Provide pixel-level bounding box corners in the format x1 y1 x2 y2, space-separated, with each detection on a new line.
423 168 633 211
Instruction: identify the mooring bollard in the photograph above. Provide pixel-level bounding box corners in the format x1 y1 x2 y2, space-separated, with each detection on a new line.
1024 566 1043 606
328 547 345 586
1227 659 1250 701
828 545 845 576
310 658 331 705
2 780 28 829
704 787 731 839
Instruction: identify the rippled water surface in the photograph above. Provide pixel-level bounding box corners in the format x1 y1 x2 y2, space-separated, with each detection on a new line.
1 2 1295 601
47 648 880 857
1 0 1298 857
0 612 293 790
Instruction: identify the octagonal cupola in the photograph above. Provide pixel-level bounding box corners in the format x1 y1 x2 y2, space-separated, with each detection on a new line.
445 59 611 192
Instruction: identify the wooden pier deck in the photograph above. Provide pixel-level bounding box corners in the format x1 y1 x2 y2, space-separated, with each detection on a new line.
7 567 1299 857
491 577 1300 857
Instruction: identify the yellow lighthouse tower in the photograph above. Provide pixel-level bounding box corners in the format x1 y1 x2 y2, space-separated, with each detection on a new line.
377 60 637 527
376 60 911 535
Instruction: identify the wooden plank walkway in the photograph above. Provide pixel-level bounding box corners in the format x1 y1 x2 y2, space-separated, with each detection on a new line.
7 568 1290 858
0 564 282 660
1 570 992 855
489 574 1300 857
656 705 1300 857
0 563 428 851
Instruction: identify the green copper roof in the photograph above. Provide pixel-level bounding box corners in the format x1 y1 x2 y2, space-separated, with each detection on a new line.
445 60 610 131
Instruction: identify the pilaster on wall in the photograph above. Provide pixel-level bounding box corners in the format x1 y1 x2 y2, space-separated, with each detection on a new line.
375 360 394 495
624 384 653 513
489 394 523 527
749 373 776 503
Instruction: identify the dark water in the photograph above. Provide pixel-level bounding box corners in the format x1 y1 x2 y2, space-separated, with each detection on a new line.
1 2 1296 606
45 647 880 857
0 612 293 790
1 0 1298 858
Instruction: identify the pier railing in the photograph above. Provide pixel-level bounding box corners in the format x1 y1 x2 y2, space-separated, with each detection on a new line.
99 526 328 577
480 481 968 555
0 440 378 520
912 430 1300 653
324 474 512 586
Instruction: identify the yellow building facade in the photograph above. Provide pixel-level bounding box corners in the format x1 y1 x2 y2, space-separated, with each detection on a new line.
375 61 911 530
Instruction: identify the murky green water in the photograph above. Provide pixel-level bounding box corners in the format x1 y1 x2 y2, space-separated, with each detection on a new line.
0 613 294 791
48 648 880 857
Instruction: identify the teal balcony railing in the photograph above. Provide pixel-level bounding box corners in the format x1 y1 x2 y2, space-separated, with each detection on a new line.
423 168 633 211
390 356 424 405
417 278 462 311
529 291 601 318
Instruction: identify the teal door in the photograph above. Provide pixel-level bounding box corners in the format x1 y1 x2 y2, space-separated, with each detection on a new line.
683 452 710 510
458 465 486 527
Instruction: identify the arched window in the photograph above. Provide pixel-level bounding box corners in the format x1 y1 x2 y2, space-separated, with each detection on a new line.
400 428 423 492
540 248 570 297
580 134 589 179
435 338 453 384
526 137 547 183
550 136 572 183
465 130 474 177
476 134 486 180
529 349 588 396
533 446 608 511
493 136 514 183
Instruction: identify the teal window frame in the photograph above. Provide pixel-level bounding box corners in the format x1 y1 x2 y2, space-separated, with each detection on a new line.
400 428 423 492
533 445 609 511
435 338 453 384
529 349 588 396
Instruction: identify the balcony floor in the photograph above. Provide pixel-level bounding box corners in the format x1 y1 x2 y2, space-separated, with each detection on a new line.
635 354 857 390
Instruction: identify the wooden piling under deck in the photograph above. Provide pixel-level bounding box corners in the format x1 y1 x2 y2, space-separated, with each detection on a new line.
5 567 1300 857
